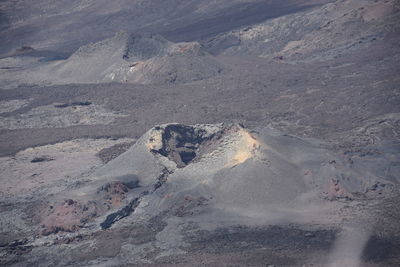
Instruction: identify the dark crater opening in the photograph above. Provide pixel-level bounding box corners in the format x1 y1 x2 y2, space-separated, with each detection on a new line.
179 151 197 165
152 124 223 168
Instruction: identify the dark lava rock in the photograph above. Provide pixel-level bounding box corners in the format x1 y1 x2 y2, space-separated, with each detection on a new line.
31 156 54 163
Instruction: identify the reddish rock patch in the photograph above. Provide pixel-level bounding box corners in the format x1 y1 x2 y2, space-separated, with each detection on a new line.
41 199 98 236
39 181 136 236
324 179 351 200
97 181 130 208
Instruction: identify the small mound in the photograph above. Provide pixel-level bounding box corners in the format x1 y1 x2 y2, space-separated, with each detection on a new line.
3 31 225 85
39 31 226 84
127 45 224 84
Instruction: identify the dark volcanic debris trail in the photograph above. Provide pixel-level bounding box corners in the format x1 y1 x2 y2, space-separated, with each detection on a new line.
0 0 399 265
101 167 173 230
100 194 145 230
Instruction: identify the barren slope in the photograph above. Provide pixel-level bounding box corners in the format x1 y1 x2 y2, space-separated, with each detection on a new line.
0 0 399 266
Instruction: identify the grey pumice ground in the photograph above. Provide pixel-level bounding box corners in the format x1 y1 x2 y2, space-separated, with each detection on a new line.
0 0 399 266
